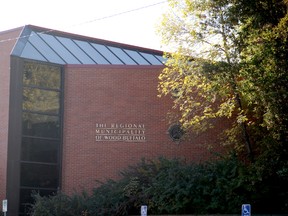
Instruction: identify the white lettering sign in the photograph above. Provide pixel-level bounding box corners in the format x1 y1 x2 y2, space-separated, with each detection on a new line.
95 123 146 142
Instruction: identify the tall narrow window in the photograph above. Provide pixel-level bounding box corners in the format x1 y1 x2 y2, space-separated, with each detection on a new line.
19 61 63 215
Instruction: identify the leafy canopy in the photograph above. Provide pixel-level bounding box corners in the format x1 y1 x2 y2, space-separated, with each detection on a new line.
158 0 288 155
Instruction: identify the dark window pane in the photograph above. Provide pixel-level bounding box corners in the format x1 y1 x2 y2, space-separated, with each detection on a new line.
19 188 56 215
23 88 60 114
20 163 59 188
22 113 60 138
23 62 61 89
21 137 59 163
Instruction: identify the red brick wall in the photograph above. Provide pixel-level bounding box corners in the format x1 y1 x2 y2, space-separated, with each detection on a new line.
62 65 228 194
0 27 22 201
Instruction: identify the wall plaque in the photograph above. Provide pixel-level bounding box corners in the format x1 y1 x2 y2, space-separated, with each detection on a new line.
95 123 146 142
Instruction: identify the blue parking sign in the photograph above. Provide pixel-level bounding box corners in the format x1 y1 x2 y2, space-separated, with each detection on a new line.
242 204 251 216
141 205 147 216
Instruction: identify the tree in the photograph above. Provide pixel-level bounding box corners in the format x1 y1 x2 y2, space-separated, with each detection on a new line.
157 0 288 159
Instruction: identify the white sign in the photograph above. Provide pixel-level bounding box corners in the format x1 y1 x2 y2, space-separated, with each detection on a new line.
95 123 146 142
2 199 7 212
242 204 251 216
141 205 147 216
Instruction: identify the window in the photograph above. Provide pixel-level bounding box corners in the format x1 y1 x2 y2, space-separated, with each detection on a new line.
20 163 59 188
21 137 59 163
19 61 63 215
168 124 184 141
22 112 60 138
19 188 56 215
23 62 61 89
23 88 60 114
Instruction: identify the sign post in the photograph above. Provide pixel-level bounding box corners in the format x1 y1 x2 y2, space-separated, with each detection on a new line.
2 199 7 216
242 204 251 216
141 205 147 216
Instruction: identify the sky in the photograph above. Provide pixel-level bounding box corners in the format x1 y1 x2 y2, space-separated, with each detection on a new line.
1 0 169 50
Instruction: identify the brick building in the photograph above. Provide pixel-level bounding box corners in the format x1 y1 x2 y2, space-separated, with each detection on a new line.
0 25 227 215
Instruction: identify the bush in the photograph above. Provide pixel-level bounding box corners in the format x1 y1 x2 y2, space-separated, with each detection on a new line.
142 156 246 214
31 191 90 216
30 154 288 215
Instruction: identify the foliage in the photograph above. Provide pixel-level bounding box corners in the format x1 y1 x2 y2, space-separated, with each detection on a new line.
30 156 288 215
30 191 90 216
156 1 288 210
23 61 61 113
143 156 246 214
88 179 131 215
157 0 288 158
239 12 288 138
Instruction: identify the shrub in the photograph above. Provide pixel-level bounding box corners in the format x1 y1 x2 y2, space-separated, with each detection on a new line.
30 191 90 216
30 154 288 215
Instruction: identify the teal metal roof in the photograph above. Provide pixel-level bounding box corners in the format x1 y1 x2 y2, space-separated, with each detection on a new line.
12 25 165 65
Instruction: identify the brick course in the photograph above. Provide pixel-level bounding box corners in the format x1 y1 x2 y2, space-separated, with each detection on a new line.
62 65 229 194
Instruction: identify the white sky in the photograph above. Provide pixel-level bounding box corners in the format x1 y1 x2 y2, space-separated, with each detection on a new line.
1 0 168 50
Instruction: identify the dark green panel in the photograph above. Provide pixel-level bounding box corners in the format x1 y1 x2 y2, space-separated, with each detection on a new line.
20 163 59 188
22 112 60 138
21 137 59 163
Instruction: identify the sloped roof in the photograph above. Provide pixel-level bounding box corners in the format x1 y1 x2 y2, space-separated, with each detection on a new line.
12 25 165 65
